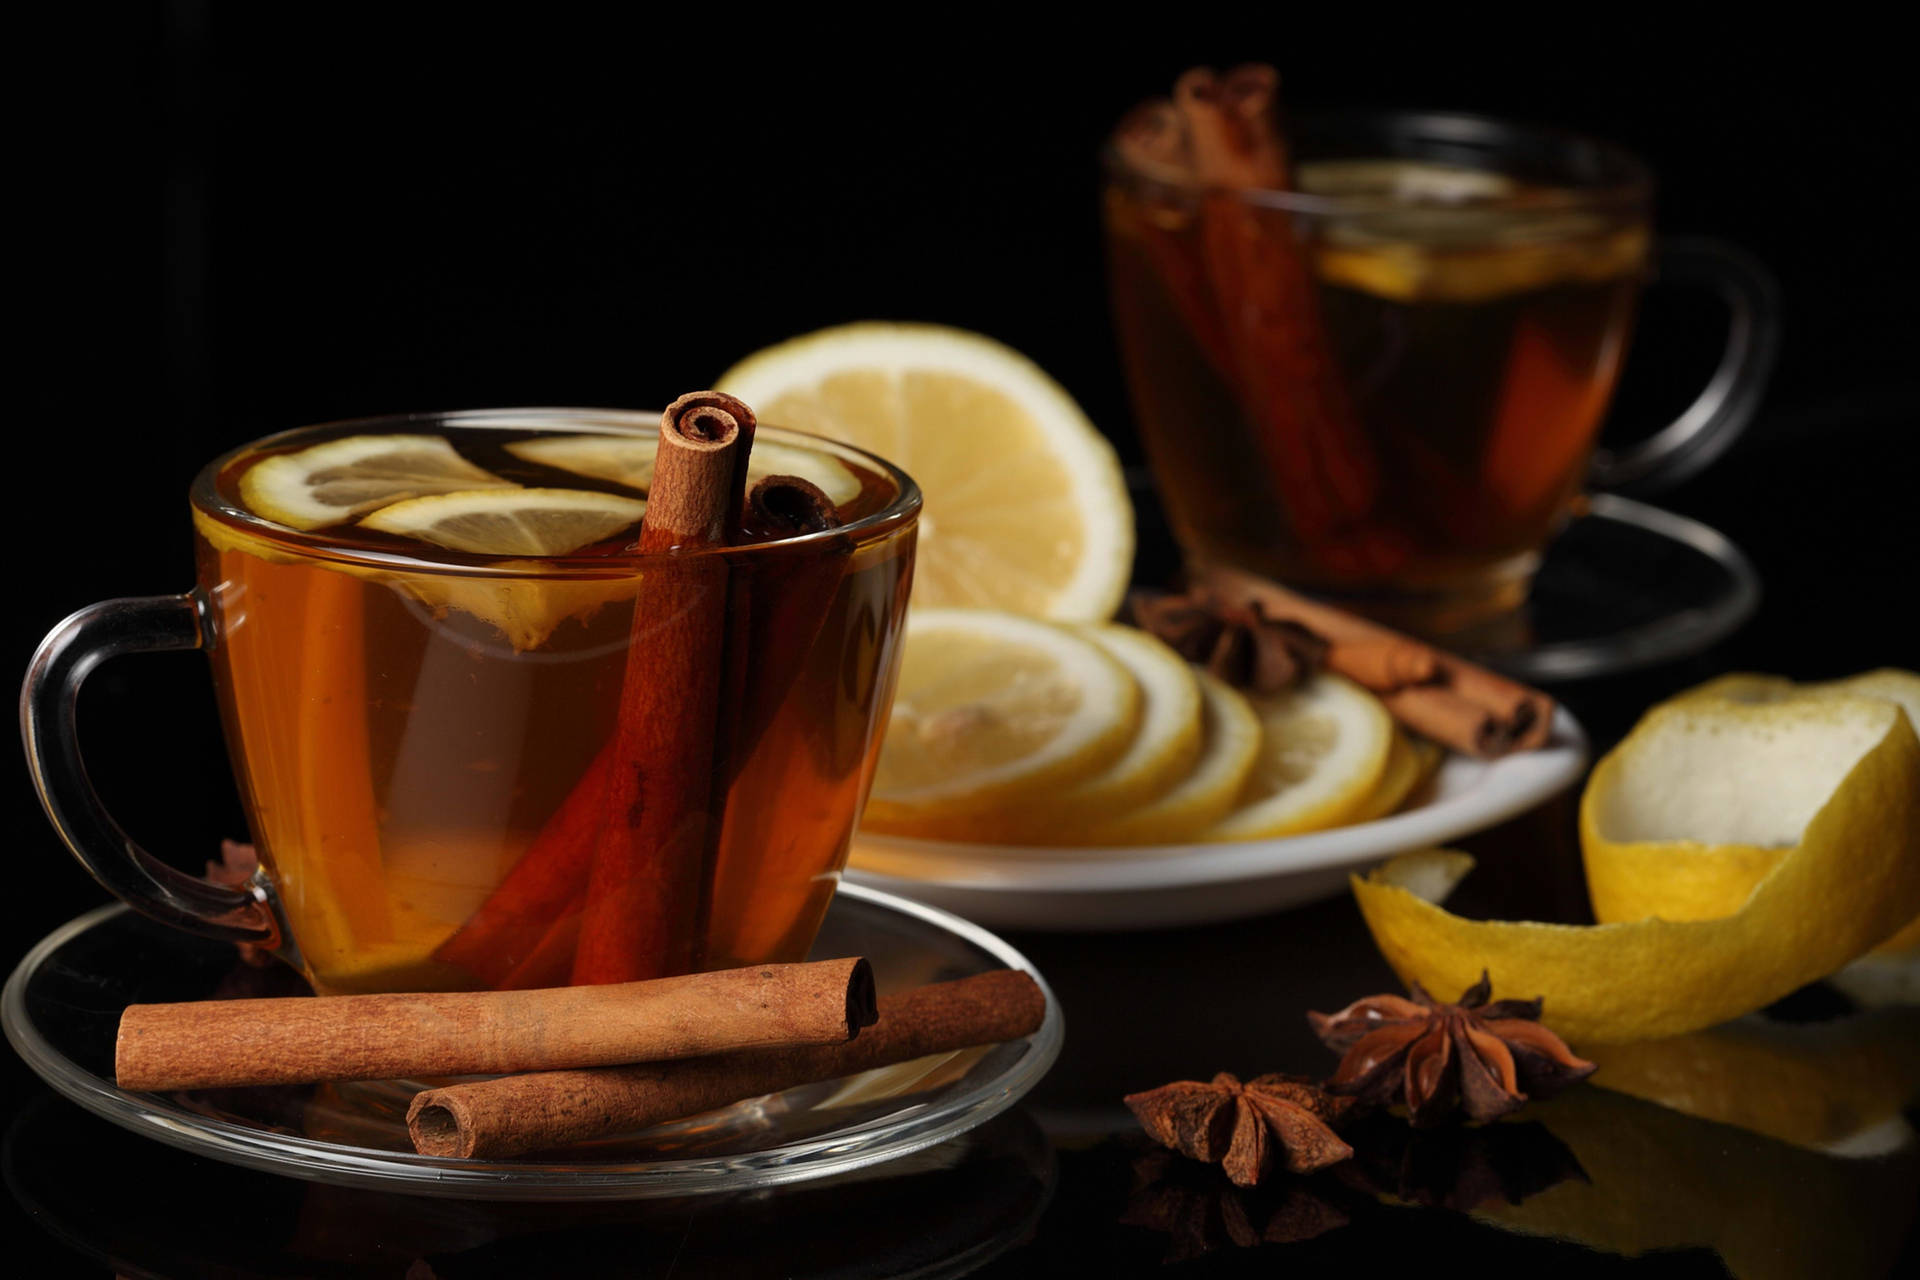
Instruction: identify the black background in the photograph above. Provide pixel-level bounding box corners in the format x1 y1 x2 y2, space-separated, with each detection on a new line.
9 8 1920 1274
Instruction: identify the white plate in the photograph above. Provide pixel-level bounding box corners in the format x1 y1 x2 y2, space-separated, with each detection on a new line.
845 707 1587 930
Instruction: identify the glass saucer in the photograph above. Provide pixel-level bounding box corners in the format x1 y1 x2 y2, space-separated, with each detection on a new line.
1462 494 1761 682
1 884 1062 1201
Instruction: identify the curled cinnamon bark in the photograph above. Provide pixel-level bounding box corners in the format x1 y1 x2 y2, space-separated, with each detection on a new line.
575 392 757 984
746 474 841 537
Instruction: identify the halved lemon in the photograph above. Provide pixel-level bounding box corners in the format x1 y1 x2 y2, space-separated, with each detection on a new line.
1087 668 1262 845
1206 673 1394 841
360 488 647 556
717 323 1133 620
1353 694 1920 1044
240 434 514 531
504 434 863 507
861 608 1140 834
945 624 1202 843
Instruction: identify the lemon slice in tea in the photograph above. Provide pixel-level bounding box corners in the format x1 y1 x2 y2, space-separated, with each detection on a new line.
360 488 646 556
717 322 1134 621
357 489 648 652
861 607 1140 833
505 434 864 506
240 433 514 531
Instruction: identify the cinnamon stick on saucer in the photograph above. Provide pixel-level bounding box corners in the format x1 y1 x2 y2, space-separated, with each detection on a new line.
408 968 1046 1160
573 391 757 985
1195 564 1556 757
115 958 877 1092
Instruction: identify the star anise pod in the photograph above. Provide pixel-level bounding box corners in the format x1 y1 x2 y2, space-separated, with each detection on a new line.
1309 972 1596 1127
1127 589 1328 693
1124 1072 1354 1186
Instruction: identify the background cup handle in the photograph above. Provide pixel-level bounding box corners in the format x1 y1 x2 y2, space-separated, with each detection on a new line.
1586 236 1782 493
20 593 280 946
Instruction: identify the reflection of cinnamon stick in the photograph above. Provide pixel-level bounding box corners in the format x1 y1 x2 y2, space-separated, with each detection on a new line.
1196 564 1555 757
407 968 1046 1159
573 392 756 985
117 958 877 1091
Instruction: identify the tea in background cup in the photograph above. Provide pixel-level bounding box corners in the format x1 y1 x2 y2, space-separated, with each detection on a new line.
22 408 919 994
1105 82 1777 638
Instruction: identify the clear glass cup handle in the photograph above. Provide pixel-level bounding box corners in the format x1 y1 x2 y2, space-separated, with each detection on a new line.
19 593 280 946
1587 236 1782 493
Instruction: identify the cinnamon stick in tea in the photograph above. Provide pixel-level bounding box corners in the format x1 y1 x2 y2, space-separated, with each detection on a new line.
116 958 877 1092
573 391 756 985
430 445 844 989
432 746 610 987
1174 66 1382 558
408 968 1046 1160
1195 564 1556 757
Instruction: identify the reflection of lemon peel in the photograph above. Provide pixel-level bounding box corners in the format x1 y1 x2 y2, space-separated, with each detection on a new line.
1585 1008 1920 1154
1476 1086 1920 1280
1352 696 1920 1044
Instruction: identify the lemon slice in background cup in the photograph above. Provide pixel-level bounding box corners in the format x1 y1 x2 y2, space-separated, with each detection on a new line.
241 433 515 530
861 608 1141 835
718 322 1134 621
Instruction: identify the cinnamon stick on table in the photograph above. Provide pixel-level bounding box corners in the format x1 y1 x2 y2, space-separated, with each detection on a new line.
116 958 877 1092
573 391 757 985
408 968 1047 1160
1194 564 1556 757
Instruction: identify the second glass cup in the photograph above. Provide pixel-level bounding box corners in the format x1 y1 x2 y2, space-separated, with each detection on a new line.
1104 109 1777 638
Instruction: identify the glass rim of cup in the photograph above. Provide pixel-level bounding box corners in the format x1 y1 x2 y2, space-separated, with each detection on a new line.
191 406 923 579
1103 106 1654 220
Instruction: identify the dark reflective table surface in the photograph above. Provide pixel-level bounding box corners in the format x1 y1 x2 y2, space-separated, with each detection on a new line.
6 428 1918 1276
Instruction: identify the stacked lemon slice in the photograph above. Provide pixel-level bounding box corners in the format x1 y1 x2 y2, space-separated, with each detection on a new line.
721 322 1434 846
857 606 1430 844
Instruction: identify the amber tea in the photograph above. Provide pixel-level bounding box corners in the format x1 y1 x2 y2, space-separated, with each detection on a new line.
1109 137 1651 633
185 410 917 994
